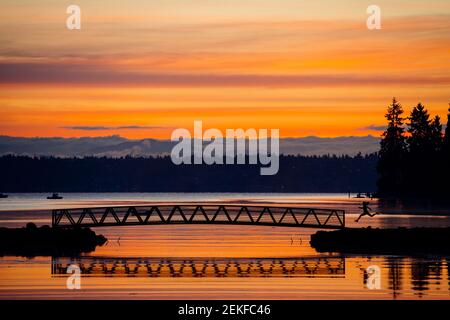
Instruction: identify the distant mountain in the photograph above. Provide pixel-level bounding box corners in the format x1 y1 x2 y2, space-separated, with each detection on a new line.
280 136 379 156
0 135 379 157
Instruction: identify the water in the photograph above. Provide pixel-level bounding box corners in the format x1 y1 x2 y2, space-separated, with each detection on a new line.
0 193 449 299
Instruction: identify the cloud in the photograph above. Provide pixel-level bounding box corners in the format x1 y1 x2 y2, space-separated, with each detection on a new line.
1 62 449 87
360 125 386 131
62 125 172 131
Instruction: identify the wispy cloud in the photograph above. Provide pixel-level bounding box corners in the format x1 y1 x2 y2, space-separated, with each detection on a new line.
360 125 386 131
62 125 172 131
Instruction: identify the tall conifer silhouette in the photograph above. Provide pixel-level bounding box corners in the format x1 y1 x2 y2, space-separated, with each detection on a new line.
404 103 442 196
444 106 450 153
377 98 407 196
443 106 450 197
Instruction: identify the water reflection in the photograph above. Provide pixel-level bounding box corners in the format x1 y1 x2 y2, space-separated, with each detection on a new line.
1 255 449 298
386 258 403 299
410 260 445 297
52 256 345 278
383 257 450 299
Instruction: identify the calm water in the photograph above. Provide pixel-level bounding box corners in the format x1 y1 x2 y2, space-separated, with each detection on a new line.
0 193 449 299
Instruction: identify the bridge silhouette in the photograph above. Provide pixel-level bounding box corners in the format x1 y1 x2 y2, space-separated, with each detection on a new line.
52 203 345 229
52 256 345 278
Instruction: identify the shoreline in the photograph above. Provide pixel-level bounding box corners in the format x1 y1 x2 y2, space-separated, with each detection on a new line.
310 227 450 255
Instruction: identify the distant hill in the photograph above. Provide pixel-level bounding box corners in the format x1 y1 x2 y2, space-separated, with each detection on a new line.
0 135 379 157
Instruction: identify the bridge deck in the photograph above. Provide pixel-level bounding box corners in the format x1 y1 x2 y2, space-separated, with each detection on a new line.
52 203 345 229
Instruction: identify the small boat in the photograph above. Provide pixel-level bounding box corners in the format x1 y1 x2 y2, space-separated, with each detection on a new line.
47 193 63 200
354 193 366 198
0 193 8 199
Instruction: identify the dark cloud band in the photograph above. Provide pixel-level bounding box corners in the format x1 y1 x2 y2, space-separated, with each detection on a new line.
1 63 449 87
62 126 171 131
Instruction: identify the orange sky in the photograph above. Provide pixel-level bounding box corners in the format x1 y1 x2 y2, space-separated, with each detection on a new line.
0 0 449 139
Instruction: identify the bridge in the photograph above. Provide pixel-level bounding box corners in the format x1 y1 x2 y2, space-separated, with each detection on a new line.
52 203 345 229
52 256 345 278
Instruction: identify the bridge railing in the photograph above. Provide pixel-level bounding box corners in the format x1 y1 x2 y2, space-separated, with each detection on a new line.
52 204 345 229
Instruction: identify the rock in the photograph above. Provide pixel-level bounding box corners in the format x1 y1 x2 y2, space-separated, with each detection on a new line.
0 224 108 257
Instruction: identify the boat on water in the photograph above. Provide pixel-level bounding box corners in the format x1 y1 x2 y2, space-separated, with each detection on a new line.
0 193 8 199
353 192 374 199
47 193 63 200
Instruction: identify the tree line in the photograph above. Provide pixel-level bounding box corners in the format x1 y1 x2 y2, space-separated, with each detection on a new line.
0 154 377 193
377 98 450 198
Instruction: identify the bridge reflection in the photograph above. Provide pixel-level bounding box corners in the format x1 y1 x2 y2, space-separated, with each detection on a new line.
52 256 345 278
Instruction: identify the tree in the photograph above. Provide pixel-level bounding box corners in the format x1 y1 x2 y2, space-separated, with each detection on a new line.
443 107 450 197
377 100 448 198
444 106 450 153
405 103 443 196
407 103 436 154
430 115 443 152
377 98 407 196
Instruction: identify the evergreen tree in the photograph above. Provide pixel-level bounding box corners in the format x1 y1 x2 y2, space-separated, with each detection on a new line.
443 107 450 197
407 103 435 154
377 98 407 196
405 103 443 196
430 115 443 152
444 106 450 153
